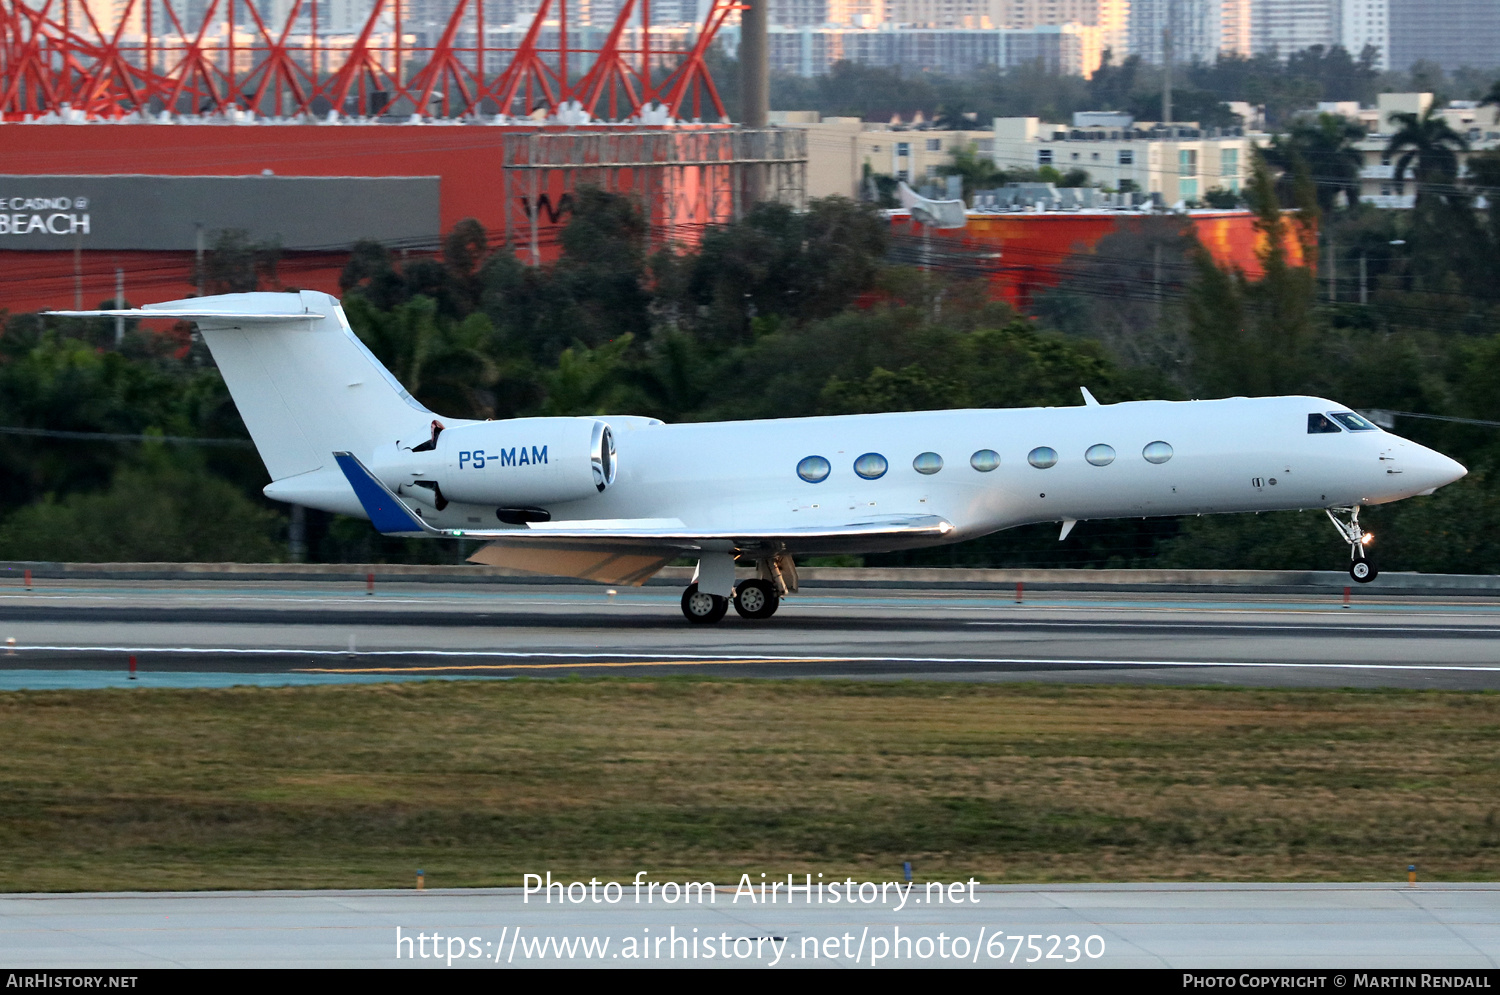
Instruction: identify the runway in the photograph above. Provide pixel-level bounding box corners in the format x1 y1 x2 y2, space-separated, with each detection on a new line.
2 884 1497 968
2 579 1500 689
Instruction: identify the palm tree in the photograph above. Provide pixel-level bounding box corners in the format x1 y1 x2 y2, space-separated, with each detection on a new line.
1385 107 1470 205
936 142 1006 203
1481 77 1500 123
1262 112 1366 212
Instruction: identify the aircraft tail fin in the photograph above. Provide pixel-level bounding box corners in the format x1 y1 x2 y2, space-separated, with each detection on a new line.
51 291 436 486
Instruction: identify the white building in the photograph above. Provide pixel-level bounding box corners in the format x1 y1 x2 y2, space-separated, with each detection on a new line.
1343 93 1500 208
1252 0 1336 57
991 114 1264 203
1337 0 1388 69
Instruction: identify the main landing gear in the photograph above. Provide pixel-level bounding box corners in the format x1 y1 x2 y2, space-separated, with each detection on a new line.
679 555 796 623
1326 506 1379 583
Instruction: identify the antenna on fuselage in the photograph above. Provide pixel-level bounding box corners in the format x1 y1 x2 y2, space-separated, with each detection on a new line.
1080 387 1101 406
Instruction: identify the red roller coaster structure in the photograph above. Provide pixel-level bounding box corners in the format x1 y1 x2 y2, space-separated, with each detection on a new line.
0 0 740 121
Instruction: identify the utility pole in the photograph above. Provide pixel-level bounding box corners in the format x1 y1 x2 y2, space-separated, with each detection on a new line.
740 0 769 208
195 223 205 296
1359 251 1368 305
114 267 124 345
1153 242 1163 324
1328 239 1336 301
73 230 82 310
1162 1 1173 127
289 505 307 563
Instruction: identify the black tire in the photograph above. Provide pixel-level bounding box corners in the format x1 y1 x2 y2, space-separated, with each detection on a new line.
681 584 728 624
1350 559 1378 583
732 579 780 620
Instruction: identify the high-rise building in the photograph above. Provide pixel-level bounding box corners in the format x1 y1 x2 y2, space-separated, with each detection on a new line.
1387 0 1500 72
1129 0 1222 64
1000 0 1128 57
1251 0 1335 56
883 0 995 28
1337 0 1388 69
1220 0 1251 54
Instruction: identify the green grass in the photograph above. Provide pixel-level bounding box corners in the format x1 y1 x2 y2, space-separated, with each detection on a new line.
1 680 1498 891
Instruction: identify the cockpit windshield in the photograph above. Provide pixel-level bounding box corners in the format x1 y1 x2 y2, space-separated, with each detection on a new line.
1329 411 1378 432
1308 413 1342 434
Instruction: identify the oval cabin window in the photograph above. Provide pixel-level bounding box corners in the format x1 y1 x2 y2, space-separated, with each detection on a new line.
797 455 831 483
853 452 889 480
1142 441 1174 464
1028 447 1059 469
912 452 944 475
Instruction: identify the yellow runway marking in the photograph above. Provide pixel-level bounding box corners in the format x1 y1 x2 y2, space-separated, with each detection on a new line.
296 658 853 673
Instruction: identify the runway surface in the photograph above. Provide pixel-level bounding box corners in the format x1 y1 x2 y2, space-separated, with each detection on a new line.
2 884 1496 968
2 579 1500 689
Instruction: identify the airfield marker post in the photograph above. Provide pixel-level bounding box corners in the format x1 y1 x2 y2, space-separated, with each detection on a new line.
23 569 31 590
1408 864 1417 887
367 572 375 596
128 655 137 680
1015 582 1023 604
1343 586 1351 608
417 869 425 890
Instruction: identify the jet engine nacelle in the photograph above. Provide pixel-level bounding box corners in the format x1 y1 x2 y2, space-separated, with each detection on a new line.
371 417 616 508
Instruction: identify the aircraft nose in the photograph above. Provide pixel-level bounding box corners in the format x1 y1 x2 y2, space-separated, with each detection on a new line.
1410 445 1467 492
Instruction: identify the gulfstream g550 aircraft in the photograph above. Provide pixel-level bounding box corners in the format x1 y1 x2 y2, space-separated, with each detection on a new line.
53 290 1468 623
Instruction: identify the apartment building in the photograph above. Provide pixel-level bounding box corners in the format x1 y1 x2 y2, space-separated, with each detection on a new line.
990 113 1264 203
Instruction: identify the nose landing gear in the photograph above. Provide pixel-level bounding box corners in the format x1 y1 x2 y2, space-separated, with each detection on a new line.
1326 506 1379 583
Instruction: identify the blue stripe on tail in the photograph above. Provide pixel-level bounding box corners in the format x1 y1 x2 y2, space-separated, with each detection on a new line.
332 452 426 534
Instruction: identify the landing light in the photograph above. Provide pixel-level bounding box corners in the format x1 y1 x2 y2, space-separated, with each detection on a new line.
1361 533 1375 545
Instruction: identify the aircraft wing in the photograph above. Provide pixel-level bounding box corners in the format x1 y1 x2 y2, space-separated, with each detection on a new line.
332 452 954 548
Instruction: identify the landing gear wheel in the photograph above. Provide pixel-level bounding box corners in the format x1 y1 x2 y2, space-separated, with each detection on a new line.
1350 559 1378 583
680 584 728 624
733 579 780 620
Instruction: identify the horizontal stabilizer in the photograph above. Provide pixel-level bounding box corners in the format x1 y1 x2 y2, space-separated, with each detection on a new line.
47 291 318 324
47 308 312 321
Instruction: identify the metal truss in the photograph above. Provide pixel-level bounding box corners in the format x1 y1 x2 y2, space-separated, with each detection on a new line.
497 127 807 263
0 0 740 120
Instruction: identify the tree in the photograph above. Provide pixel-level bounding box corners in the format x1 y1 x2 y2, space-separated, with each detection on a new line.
343 295 499 419
1386 106 1470 204
1262 112 1366 212
937 142 1005 202
1186 153 1319 397
201 229 279 294
1481 77 1500 123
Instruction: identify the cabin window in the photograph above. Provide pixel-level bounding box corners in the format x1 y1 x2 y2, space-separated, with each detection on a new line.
1085 444 1116 466
1329 411 1378 432
854 452 889 479
970 449 1000 472
1142 441 1174 464
797 455 831 483
1028 446 1058 469
912 452 944 474
1308 413 1342 434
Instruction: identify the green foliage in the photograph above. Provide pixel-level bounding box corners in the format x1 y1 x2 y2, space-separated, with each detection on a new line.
1262 112 1367 213
201 229 281 294
0 451 284 562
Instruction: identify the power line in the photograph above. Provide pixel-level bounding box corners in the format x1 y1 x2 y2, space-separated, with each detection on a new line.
0 426 255 447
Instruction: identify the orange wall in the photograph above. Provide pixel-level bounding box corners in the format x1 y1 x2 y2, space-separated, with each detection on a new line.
890 210 1313 308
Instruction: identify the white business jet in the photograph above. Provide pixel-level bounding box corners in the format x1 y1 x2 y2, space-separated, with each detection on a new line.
52 291 1468 623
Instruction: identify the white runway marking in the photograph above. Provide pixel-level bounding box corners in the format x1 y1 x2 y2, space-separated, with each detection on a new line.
6 645 1500 673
